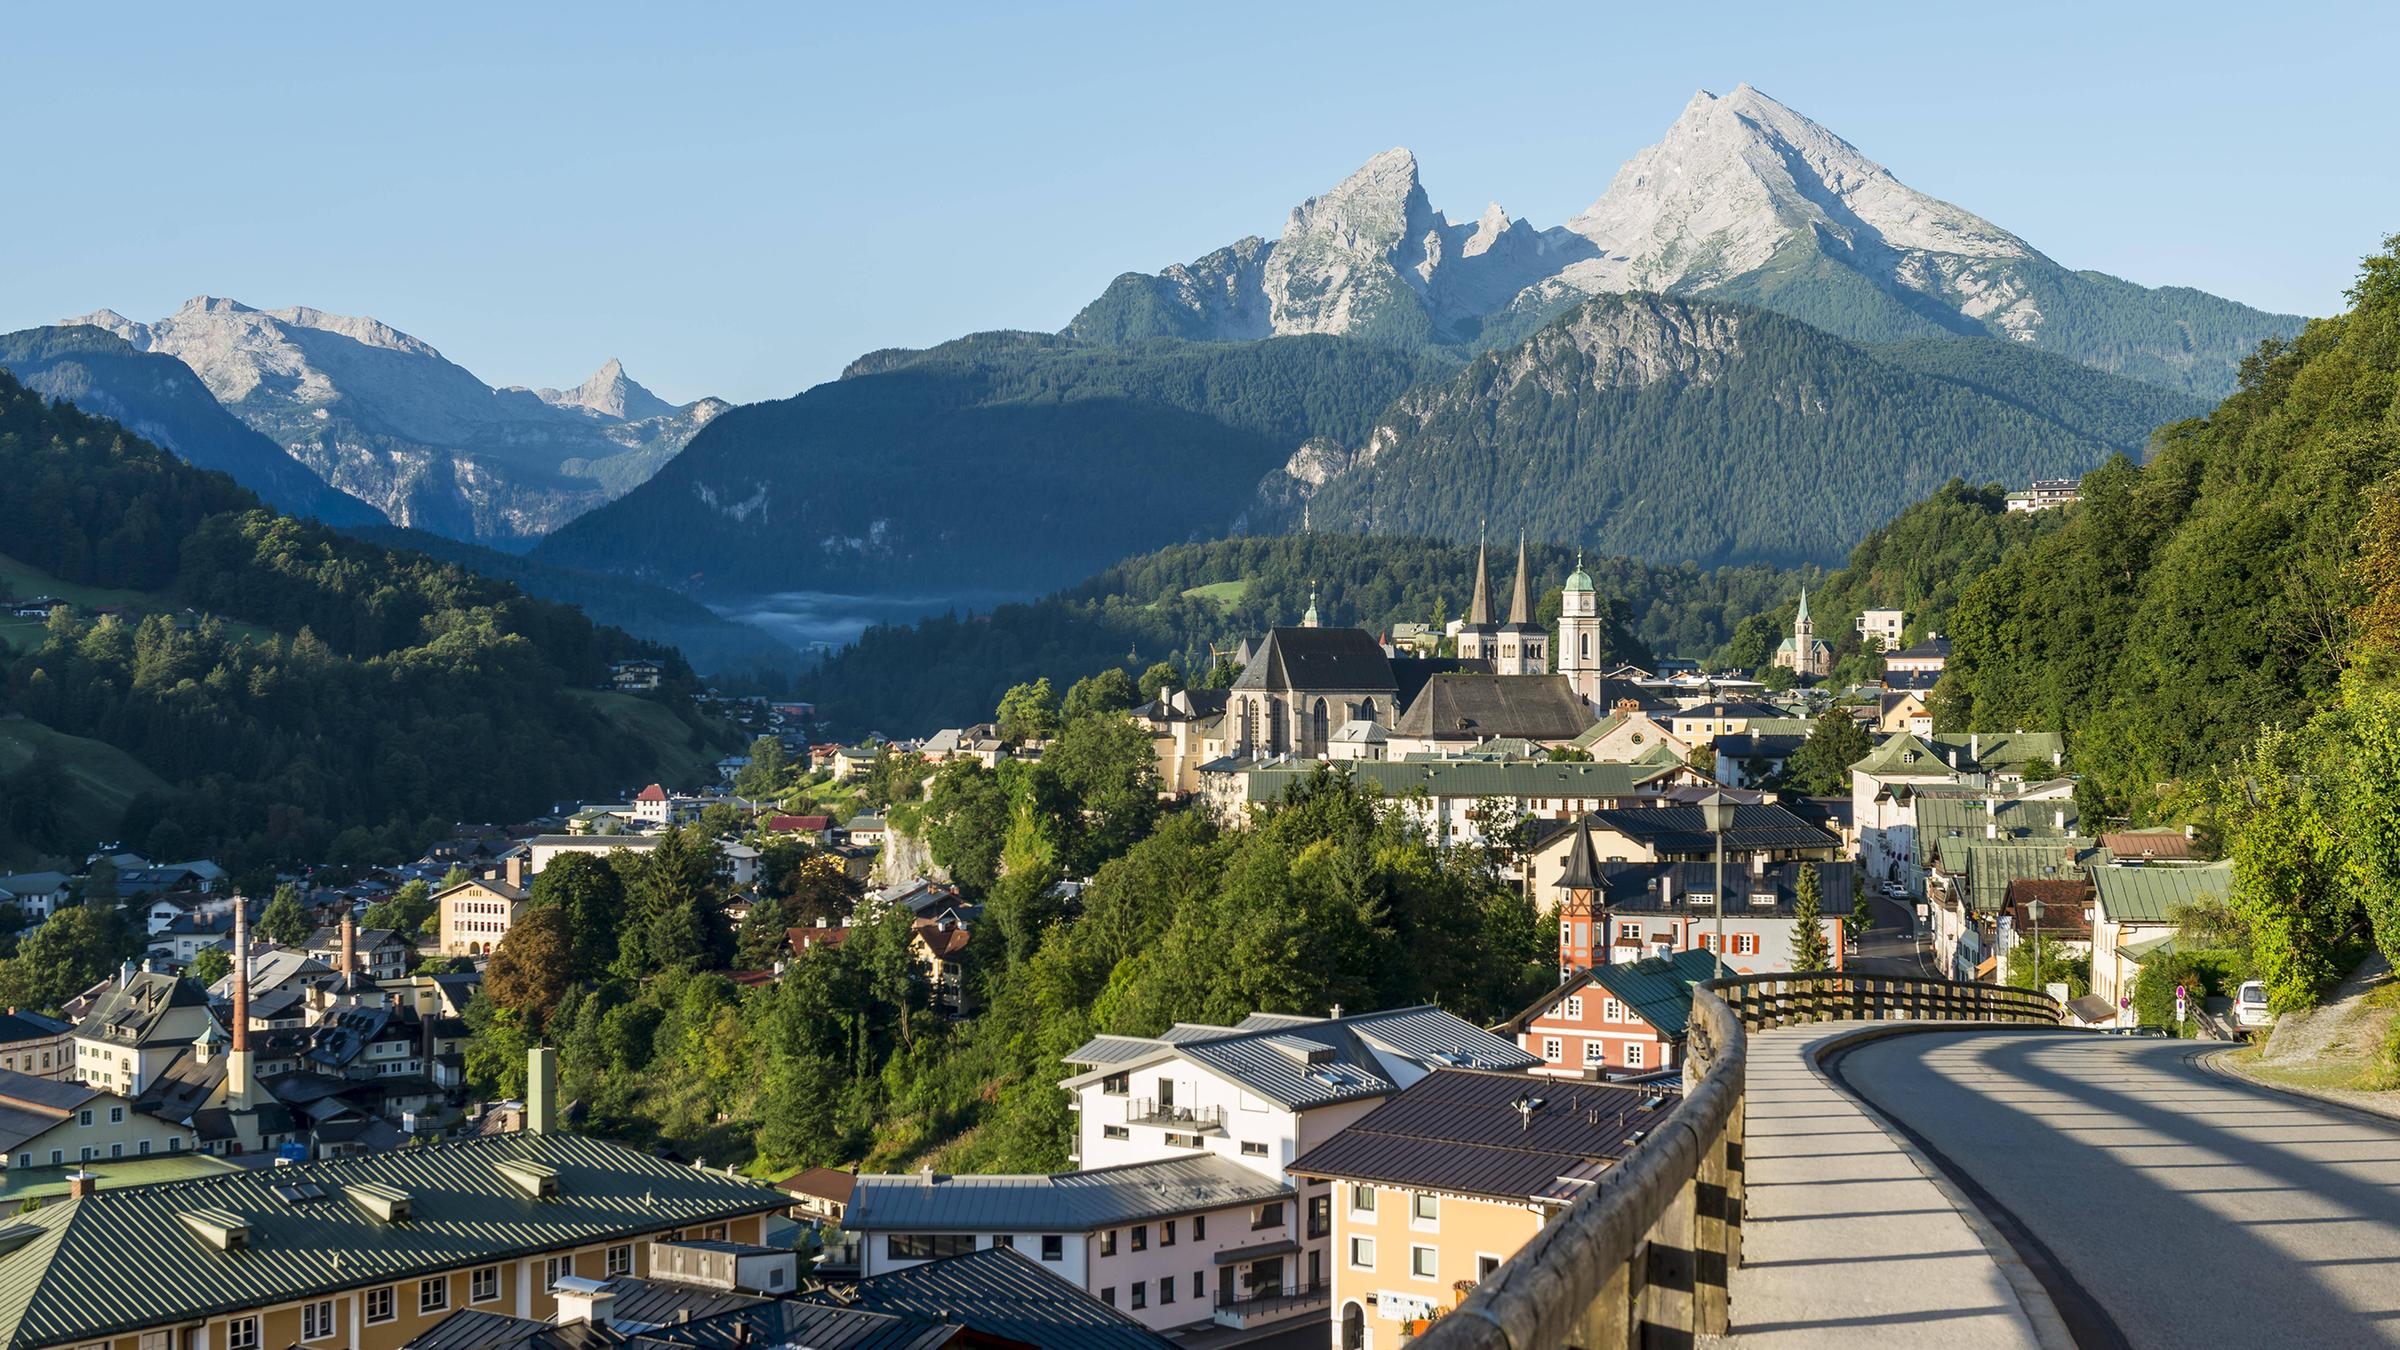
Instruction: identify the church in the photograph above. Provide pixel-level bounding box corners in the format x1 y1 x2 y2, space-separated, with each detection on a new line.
1773 587 1834 678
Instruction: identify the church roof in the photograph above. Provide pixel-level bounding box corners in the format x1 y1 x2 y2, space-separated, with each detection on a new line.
1231 628 1397 695
1508 534 1534 626
1393 674 1595 742
1563 551 1594 594
1468 539 1494 627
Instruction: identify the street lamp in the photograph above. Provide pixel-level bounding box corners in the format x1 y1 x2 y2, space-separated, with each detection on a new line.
2022 896 2044 994
1698 790 1736 980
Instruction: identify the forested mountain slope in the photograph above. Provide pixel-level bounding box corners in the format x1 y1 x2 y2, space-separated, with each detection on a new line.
0 368 725 868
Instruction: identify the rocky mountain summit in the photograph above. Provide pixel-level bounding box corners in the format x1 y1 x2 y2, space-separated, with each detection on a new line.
65 298 722 542
1070 85 2300 396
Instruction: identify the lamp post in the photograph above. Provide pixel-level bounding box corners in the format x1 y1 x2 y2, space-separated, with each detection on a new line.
1698 790 1736 981
2023 896 2044 994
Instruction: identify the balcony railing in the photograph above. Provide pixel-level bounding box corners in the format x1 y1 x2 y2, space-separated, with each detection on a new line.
1127 1098 1226 1131
1212 1280 1330 1329
1416 972 2062 1348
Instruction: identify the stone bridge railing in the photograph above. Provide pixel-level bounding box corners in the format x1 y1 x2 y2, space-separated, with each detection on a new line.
1416 972 2063 1349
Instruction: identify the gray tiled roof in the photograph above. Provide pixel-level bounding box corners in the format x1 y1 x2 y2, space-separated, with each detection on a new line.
831 1246 1177 1349
1231 627 1397 694
1290 1069 1674 1203
1392 673 1594 742
1064 1007 1535 1110
848 1154 1286 1234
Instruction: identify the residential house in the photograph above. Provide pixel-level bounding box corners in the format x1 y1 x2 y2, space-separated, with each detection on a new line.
1555 860 1855 975
1504 950 1717 1079
631 783 673 826
776 1165 856 1226
2006 478 2083 512
1133 689 1231 796
1710 720 1817 789
1663 702 1791 747
2099 830 2206 864
2091 862 2235 1012
847 1155 1299 1333
1855 608 1907 650
1567 702 1693 766
1851 731 2068 899
911 917 973 1017
825 1245 1177 1348
435 859 531 958
1526 804 1841 885
305 924 414 982
845 815 889 848
1998 878 2095 986
1877 691 1933 736
1291 1069 1674 1342
526 835 662 876
1883 637 1952 680
611 658 665 691
0 1009 72 1080
0 1069 197 1170
0 871 70 923
0 1121 784 1350
764 814 833 844
72 965 223 1095
1328 720 1392 762
832 745 884 781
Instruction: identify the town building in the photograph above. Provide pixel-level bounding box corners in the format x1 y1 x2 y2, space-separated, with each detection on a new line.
1505 949 1717 1079
1132 688 1231 796
1557 555 1606 707
1383 674 1594 758
434 859 530 959
0 1009 72 1080
1772 588 1833 678
0 871 70 922
1233 760 1695 848
1855 608 1906 650
304 924 414 982
2006 478 2083 512
1568 702 1693 765
2091 862 2234 1012
1883 637 1952 681
631 782 673 825
775 1165 856 1227
525 835 663 876
0 1069 196 1169
1290 1068 1674 1343
1455 536 1550 677
72 964 223 1096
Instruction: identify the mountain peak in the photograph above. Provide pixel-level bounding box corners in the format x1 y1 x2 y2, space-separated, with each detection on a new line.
535 357 677 421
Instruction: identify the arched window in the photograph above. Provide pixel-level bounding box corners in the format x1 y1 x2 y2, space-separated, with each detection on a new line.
1342 1303 1365 1350
1268 698 1286 753
1360 698 1378 724
1312 699 1329 747
1579 632 1591 659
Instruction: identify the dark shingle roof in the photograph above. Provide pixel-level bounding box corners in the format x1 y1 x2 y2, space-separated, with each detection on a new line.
1393 673 1594 741
1598 861 1856 916
1231 628 1396 694
832 1246 1177 1349
1587 804 1838 855
1289 1069 1674 1203
849 1154 1286 1234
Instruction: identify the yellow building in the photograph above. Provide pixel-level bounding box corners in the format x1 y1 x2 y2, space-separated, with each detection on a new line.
433 858 529 957
1290 1068 1672 1349
0 1052 784 1350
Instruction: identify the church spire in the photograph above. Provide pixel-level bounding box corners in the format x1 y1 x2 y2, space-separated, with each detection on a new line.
1467 530 1492 627
1796 585 1812 628
1508 530 1532 626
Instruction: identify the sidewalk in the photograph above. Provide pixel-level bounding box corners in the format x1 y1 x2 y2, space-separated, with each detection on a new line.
1709 1024 2054 1349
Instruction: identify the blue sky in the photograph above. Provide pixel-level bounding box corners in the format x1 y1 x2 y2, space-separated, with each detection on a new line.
8 2 2393 404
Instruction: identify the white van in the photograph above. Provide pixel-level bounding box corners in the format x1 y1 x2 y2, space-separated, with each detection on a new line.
2234 980 2274 1030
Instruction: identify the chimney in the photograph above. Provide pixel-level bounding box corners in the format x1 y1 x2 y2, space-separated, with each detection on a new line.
1750 851 1767 878
505 853 525 889
2055 807 2067 832
66 1170 98 1200
1969 732 1980 762
527 1046 558 1135
552 1276 616 1327
1985 795 2001 840
341 911 358 980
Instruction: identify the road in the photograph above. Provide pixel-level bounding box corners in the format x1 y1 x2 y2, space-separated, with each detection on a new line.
1833 1030 2400 1348
1846 885 1941 979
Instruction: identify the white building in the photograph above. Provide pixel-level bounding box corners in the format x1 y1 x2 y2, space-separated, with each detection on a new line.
1855 608 1906 651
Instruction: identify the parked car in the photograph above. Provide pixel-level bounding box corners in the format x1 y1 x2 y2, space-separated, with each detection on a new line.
2234 980 2274 1030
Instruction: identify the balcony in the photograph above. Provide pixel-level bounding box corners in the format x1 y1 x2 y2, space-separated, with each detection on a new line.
1127 1098 1226 1131
1211 1281 1329 1329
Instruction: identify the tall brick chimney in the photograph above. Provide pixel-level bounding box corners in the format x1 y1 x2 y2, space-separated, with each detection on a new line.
341 910 358 981
228 898 255 1109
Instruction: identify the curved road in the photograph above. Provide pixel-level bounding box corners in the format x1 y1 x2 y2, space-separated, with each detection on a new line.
1834 1031 2400 1348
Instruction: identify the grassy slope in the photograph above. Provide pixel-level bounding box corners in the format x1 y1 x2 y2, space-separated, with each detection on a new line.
0 720 173 867
567 689 725 789
0 554 277 652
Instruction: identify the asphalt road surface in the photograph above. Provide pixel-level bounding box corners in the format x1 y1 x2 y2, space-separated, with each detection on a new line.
1846 886 1939 979
1835 1030 2400 1348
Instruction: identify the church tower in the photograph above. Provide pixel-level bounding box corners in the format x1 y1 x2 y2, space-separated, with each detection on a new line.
1558 551 1602 706
1457 534 1498 662
1556 816 1605 976
1497 532 1549 675
1774 586 1831 678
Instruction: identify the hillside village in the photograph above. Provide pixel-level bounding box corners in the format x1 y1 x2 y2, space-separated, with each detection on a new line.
0 505 2247 1350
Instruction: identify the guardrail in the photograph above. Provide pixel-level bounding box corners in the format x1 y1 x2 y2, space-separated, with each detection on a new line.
1416 972 2061 1349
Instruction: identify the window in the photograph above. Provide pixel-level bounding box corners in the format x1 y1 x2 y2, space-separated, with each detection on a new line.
994 1234 1017 1250
1161 1275 1176 1305
1101 1229 1119 1257
109 1107 124 1124
1542 1037 1563 1062
607 1243 633 1276
77 1110 91 1127
1240 1140 1268 1157
1101 1072 1129 1096
1412 1192 1439 1227
365 1285 397 1324
1103 1124 1130 1140
1131 1224 1148 1252
1603 998 1625 1022
1253 1201 1284 1231
1131 1283 1147 1310
1412 1245 1439 1280
1161 1218 1177 1247
1348 1236 1377 1269
1479 1253 1503 1279
138 1140 150 1156
1351 1184 1376 1215
888 1235 974 1260
1193 1271 1205 1299
1164 1131 1201 1149
1626 1043 1646 1068
472 1266 500 1303
1308 1194 1330 1239
1584 1040 1606 1066
226 1318 259 1350
1618 921 1641 941
1101 1287 1116 1307
1561 996 1583 1020
1192 1213 1205 1239
1736 934 1759 956
419 1277 450 1314
108 1143 122 1159
544 1255 572 1290
1041 1234 1064 1261
300 1297 335 1338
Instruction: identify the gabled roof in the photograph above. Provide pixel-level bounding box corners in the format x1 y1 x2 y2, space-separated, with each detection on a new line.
1246 759 1675 805
71 972 213 1050
1393 673 1595 742
1503 949 1716 1042
1231 627 1397 695
1585 804 1839 855
849 1154 1287 1235
1289 1068 1673 1204
831 1245 1176 1349
2092 861 2233 925
1888 638 1953 661
1852 732 1968 780
1596 861 1857 917
1928 731 2065 771
1061 1006 1536 1110
0 1133 782 1350
2099 830 2202 862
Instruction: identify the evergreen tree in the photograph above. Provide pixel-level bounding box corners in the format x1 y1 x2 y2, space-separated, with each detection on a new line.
259 884 311 947
1791 864 1831 972
1782 709 1874 796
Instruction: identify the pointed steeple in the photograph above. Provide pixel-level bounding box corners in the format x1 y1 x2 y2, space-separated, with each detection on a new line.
1508 530 1533 626
1795 585 1812 628
1468 531 1492 627
1558 815 1603 893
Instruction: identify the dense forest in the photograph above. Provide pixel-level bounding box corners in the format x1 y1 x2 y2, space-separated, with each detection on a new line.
794 533 1816 734
1932 238 2400 1012
535 334 1453 596
0 369 725 868
1290 294 2170 568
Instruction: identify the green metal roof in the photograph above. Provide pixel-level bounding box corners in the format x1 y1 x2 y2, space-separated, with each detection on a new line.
1928 731 2066 771
1851 732 1963 780
0 1155 237 1204
1246 759 1676 803
1569 714 1628 749
1940 841 2096 915
1916 794 2080 843
2091 861 2234 924
0 1132 784 1349
1586 950 1718 1042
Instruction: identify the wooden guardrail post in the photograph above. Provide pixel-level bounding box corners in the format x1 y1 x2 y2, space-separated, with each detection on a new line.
1640 1166 1699 1346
